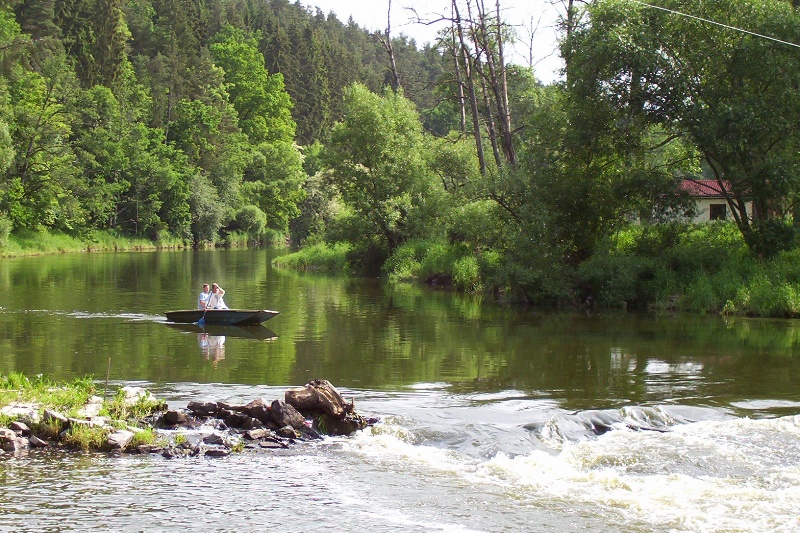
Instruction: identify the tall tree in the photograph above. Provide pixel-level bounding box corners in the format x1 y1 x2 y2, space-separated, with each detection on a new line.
566 0 800 256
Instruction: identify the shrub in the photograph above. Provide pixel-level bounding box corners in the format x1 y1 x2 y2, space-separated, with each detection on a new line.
272 242 351 273
452 255 481 292
233 205 267 238
0 214 11 249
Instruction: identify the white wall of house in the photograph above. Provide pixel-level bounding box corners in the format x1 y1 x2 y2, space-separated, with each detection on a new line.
692 198 752 223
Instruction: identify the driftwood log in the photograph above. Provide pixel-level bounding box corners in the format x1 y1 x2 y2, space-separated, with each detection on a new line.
285 379 353 419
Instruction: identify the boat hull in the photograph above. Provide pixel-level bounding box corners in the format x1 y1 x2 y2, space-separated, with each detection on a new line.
165 309 279 326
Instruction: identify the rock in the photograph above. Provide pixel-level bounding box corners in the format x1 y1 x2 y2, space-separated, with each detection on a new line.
0 428 19 451
43 409 69 428
259 440 288 449
314 413 369 436
285 379 351 419
277 425 299 439
204 448 231 458
162 410 188 426
136 444 163 454
29 435 49 448
9 421 30 436
187 401 218 417
270 400 306 430
243 428 271 440
203 434 225 445
1 432 27 452
68 417 103 429
217 401 244 413
243 398 271 423
107 430 135 450
0 403 40 425
120 386 156 406
223 412 250 429
77 395 104 418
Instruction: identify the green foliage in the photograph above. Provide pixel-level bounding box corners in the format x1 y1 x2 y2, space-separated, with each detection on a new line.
102 388 166 421
0 372 95 412
273 242 351 273
129 427 158 447
0 213 10 248
233 205 267 238
210 24 295 145
62 424 109 451
568 0 800 256
322 84 441 256
452 255 481 293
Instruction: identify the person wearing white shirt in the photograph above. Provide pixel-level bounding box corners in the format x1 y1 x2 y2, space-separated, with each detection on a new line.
206 283 228 309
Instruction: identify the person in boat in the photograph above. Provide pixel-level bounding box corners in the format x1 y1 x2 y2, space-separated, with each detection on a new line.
206 283 229 309
197 283 211 309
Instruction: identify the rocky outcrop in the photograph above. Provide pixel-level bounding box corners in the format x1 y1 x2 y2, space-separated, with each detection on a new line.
0 379 376 458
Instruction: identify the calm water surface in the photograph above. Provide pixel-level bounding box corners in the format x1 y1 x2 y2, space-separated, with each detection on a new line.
1 249 799 532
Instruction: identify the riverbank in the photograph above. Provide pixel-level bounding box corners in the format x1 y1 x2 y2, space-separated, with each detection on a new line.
0 228 188 258
0 373 370 457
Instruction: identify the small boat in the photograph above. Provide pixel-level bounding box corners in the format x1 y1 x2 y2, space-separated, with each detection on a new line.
165 309 279 326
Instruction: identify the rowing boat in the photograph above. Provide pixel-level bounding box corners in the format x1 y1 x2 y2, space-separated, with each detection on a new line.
165 309 279 326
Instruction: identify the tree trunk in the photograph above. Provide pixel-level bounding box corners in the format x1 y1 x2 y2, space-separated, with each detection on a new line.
453 0 486 175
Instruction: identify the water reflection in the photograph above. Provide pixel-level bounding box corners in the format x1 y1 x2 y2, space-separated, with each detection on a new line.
199 333 226 365
164 322 278 340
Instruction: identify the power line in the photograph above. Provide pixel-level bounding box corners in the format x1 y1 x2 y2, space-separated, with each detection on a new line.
629 0 800 49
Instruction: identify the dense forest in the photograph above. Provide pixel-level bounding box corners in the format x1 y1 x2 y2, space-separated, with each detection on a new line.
3 0 800 313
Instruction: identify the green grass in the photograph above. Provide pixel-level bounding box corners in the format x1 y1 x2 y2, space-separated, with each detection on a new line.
101 388 167 421
0 373 168 452
0 228 187 258
273 242 352 273
0 372 96 415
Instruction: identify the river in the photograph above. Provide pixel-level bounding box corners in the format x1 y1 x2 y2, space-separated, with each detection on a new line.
1 249 799 532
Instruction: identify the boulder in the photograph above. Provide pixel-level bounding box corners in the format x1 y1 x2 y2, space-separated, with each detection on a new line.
43 409 69 429
269 400 306 430
77 395 104 418
162 410 188 426
313 413 369 436
29 435 49 448
9 421 30 436
243 398 271 423
187 401 219 418
285 379 351 419
0 403 40 425
107 430 135 450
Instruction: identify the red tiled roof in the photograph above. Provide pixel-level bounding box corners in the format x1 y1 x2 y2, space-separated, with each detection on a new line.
680 180 730 198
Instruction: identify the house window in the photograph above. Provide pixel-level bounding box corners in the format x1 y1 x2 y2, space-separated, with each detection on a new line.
709 203 727 220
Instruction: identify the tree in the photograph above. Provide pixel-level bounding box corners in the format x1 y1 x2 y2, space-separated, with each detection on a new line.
209 24 295 145
322 84 442 254
566 0 800 256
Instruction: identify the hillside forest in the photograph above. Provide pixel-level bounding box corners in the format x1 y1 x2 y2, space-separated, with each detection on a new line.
3 0 800 315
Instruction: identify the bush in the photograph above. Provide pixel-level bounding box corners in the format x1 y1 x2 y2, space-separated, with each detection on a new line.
0 214 11 249
272 242 351 273
234 205 267 238
452 255 481 292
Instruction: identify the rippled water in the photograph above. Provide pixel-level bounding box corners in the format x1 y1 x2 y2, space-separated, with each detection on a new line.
1 250 800 531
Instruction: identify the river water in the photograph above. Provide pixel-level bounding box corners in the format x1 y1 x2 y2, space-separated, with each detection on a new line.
1 249 799 532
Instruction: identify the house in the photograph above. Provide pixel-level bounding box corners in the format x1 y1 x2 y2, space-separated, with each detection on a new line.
679 179 752 223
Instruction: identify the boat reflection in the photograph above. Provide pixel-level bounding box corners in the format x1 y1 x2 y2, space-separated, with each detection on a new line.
164 322 278 340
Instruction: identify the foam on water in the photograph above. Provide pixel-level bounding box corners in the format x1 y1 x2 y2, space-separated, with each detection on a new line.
342 413 800 532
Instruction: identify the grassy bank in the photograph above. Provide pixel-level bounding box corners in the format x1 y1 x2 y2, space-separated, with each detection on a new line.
0 228 188 258
0 372 164 451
